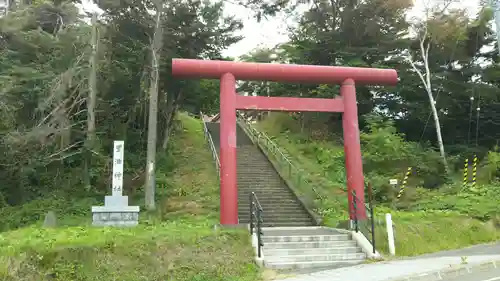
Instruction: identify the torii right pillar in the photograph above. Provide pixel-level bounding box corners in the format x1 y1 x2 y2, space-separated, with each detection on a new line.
341 78 364 220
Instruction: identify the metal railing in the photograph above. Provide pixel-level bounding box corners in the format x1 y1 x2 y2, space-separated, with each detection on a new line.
249 191 264 258
236 113 323 213
200 111 220 178
352 182 376 254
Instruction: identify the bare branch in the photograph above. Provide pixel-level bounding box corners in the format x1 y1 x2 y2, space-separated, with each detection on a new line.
424 40 432 91
408 56 428 88
46 140 83 160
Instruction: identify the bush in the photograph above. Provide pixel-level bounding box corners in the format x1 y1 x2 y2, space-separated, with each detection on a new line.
483 150 500 183
0 196 99 232
360 114 446 201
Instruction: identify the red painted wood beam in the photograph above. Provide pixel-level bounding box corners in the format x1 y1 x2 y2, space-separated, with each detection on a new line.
235 95 344 112
172 59 398 85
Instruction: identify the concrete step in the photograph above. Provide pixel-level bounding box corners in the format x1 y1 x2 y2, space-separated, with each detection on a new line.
265 253 366 263
237 199 300 204
238 212 311 218
237 169 277 172
264 260 365 270
238 198 299 203
238 178 282 181
238 182 283 186
239 199 300 204
239 211 308 217
239 185 288 189
263 234 350 243
238 205 304 211
239 208 310 214
239 218 314 226
258 221 315 227
238 206 303 211
262 227 343 235
238 187 291 191
238 193 296 198
264 246 362 256
239 205 302 210
239 204 302 209
239 200 301 204
236 162 276 165
263 240 358 249
238 193 294 197
238 207 309 213
237 181 283 184
239 210 311 215
236 169 280 172
240 220 314 226
238 173 279 176
239 179 283 184
238 191 290 194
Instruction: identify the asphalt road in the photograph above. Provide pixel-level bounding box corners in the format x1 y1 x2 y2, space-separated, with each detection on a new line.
441 267 500 281
408 242 500 259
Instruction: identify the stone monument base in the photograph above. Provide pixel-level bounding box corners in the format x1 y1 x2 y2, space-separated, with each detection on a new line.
91 205 140 227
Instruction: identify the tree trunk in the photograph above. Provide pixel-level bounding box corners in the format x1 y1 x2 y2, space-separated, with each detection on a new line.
409 38 448 172
84 13 98 190
161 93 181 150
422 40 448 172
426 88 448 171
144 2 164 211
161 104 179 150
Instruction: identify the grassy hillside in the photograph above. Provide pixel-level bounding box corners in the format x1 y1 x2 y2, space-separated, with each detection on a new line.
0 112 260 281
256 113 500 257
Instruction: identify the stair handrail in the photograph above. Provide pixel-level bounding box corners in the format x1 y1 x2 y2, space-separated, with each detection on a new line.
200 111 220 178
249 191 264 258
236 114 322 208
352 182 376 254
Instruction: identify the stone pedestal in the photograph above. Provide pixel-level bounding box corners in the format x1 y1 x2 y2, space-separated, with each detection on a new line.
92 140 140 227
91 195 140 227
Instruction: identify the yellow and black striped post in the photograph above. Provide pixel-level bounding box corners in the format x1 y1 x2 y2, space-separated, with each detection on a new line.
397 167 412 199
472 155 478 187
463 158 469 186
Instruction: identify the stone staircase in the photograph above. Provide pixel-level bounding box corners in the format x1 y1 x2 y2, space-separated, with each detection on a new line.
263 227 366 270
206 122 315 227
204 120 370 270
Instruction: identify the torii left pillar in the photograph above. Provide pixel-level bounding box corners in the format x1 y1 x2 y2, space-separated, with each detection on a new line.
219 73 238 225
172 58 398 226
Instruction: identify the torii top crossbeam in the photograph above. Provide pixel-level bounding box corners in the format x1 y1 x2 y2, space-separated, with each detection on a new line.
172 59 398 85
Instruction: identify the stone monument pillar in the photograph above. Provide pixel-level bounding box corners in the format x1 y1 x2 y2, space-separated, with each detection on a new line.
92 140 140 226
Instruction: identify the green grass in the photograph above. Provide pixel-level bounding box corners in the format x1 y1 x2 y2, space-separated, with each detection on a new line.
373 208 500 256
256 113 500 257
0 112 260 281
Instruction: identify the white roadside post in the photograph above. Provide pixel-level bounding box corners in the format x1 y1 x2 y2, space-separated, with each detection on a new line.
386 213 396 256
91 140 140 227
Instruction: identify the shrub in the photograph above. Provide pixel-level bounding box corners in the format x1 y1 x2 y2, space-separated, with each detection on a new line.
361 114 446 198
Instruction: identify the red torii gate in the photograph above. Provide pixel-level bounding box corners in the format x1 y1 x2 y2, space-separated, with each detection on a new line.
172 58 398 226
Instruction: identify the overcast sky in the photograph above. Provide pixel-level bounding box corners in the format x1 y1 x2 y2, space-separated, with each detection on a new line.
79 0 482 58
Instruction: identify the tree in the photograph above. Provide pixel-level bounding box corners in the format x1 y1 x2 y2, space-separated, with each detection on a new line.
250 0 413 132
405 1 470 171
84 13 99 190
144 0 164 211
0 0 243 206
